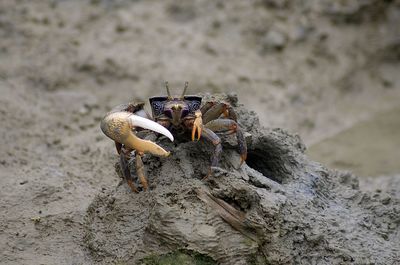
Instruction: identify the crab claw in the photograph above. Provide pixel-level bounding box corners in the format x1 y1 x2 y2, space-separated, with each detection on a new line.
101 111 174 157
192 110 203 141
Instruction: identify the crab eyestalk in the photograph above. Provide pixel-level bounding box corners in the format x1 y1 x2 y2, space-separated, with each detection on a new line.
180 81 189 99
101 111 174 157
165 81 172 99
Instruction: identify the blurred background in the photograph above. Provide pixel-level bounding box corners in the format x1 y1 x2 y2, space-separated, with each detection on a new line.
0 0 399 263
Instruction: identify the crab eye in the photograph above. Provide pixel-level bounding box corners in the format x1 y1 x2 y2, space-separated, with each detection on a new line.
181 109 189 118
164 109 172 118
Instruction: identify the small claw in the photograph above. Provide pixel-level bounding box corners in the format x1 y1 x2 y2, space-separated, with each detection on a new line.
101 112 173 157
192 110 203 141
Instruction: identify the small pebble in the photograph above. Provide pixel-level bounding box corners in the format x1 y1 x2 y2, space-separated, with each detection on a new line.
262 30 287 51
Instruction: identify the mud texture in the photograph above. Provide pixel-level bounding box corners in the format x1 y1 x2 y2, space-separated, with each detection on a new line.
1 0 400 264
85 95 399 265
308 107 400 177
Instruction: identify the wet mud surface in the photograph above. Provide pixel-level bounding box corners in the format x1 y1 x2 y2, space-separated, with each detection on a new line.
1 0 400 264
308 107 400 177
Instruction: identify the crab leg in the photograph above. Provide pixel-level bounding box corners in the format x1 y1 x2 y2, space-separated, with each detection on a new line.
202 102 239 125
205 119 238 135
202 103 228 124
119 146 138 192
201 128 223 179
135 152 148 191
205 119 247 166
200 101 215 115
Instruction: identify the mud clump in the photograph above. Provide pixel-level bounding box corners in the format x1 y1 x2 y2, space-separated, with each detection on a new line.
84 94 399 265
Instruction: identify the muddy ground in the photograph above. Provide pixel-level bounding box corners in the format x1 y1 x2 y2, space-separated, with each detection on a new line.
0 0 399 264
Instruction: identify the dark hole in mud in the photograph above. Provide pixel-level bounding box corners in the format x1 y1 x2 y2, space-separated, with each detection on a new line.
246 150 284 184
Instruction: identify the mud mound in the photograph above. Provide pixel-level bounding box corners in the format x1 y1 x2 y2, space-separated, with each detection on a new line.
84 95 399 265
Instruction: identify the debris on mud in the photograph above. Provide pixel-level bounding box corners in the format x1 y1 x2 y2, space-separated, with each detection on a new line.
84 94 400 265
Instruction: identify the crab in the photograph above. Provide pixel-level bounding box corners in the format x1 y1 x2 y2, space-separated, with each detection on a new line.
100 82 247 192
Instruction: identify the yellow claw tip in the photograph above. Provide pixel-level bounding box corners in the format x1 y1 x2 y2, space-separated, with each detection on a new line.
191 128 196 141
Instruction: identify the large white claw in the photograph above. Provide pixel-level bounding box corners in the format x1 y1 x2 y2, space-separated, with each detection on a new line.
128 114 174 142
101 111 173 157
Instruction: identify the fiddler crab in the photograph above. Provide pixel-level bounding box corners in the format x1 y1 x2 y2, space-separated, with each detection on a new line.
100 82 247 192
